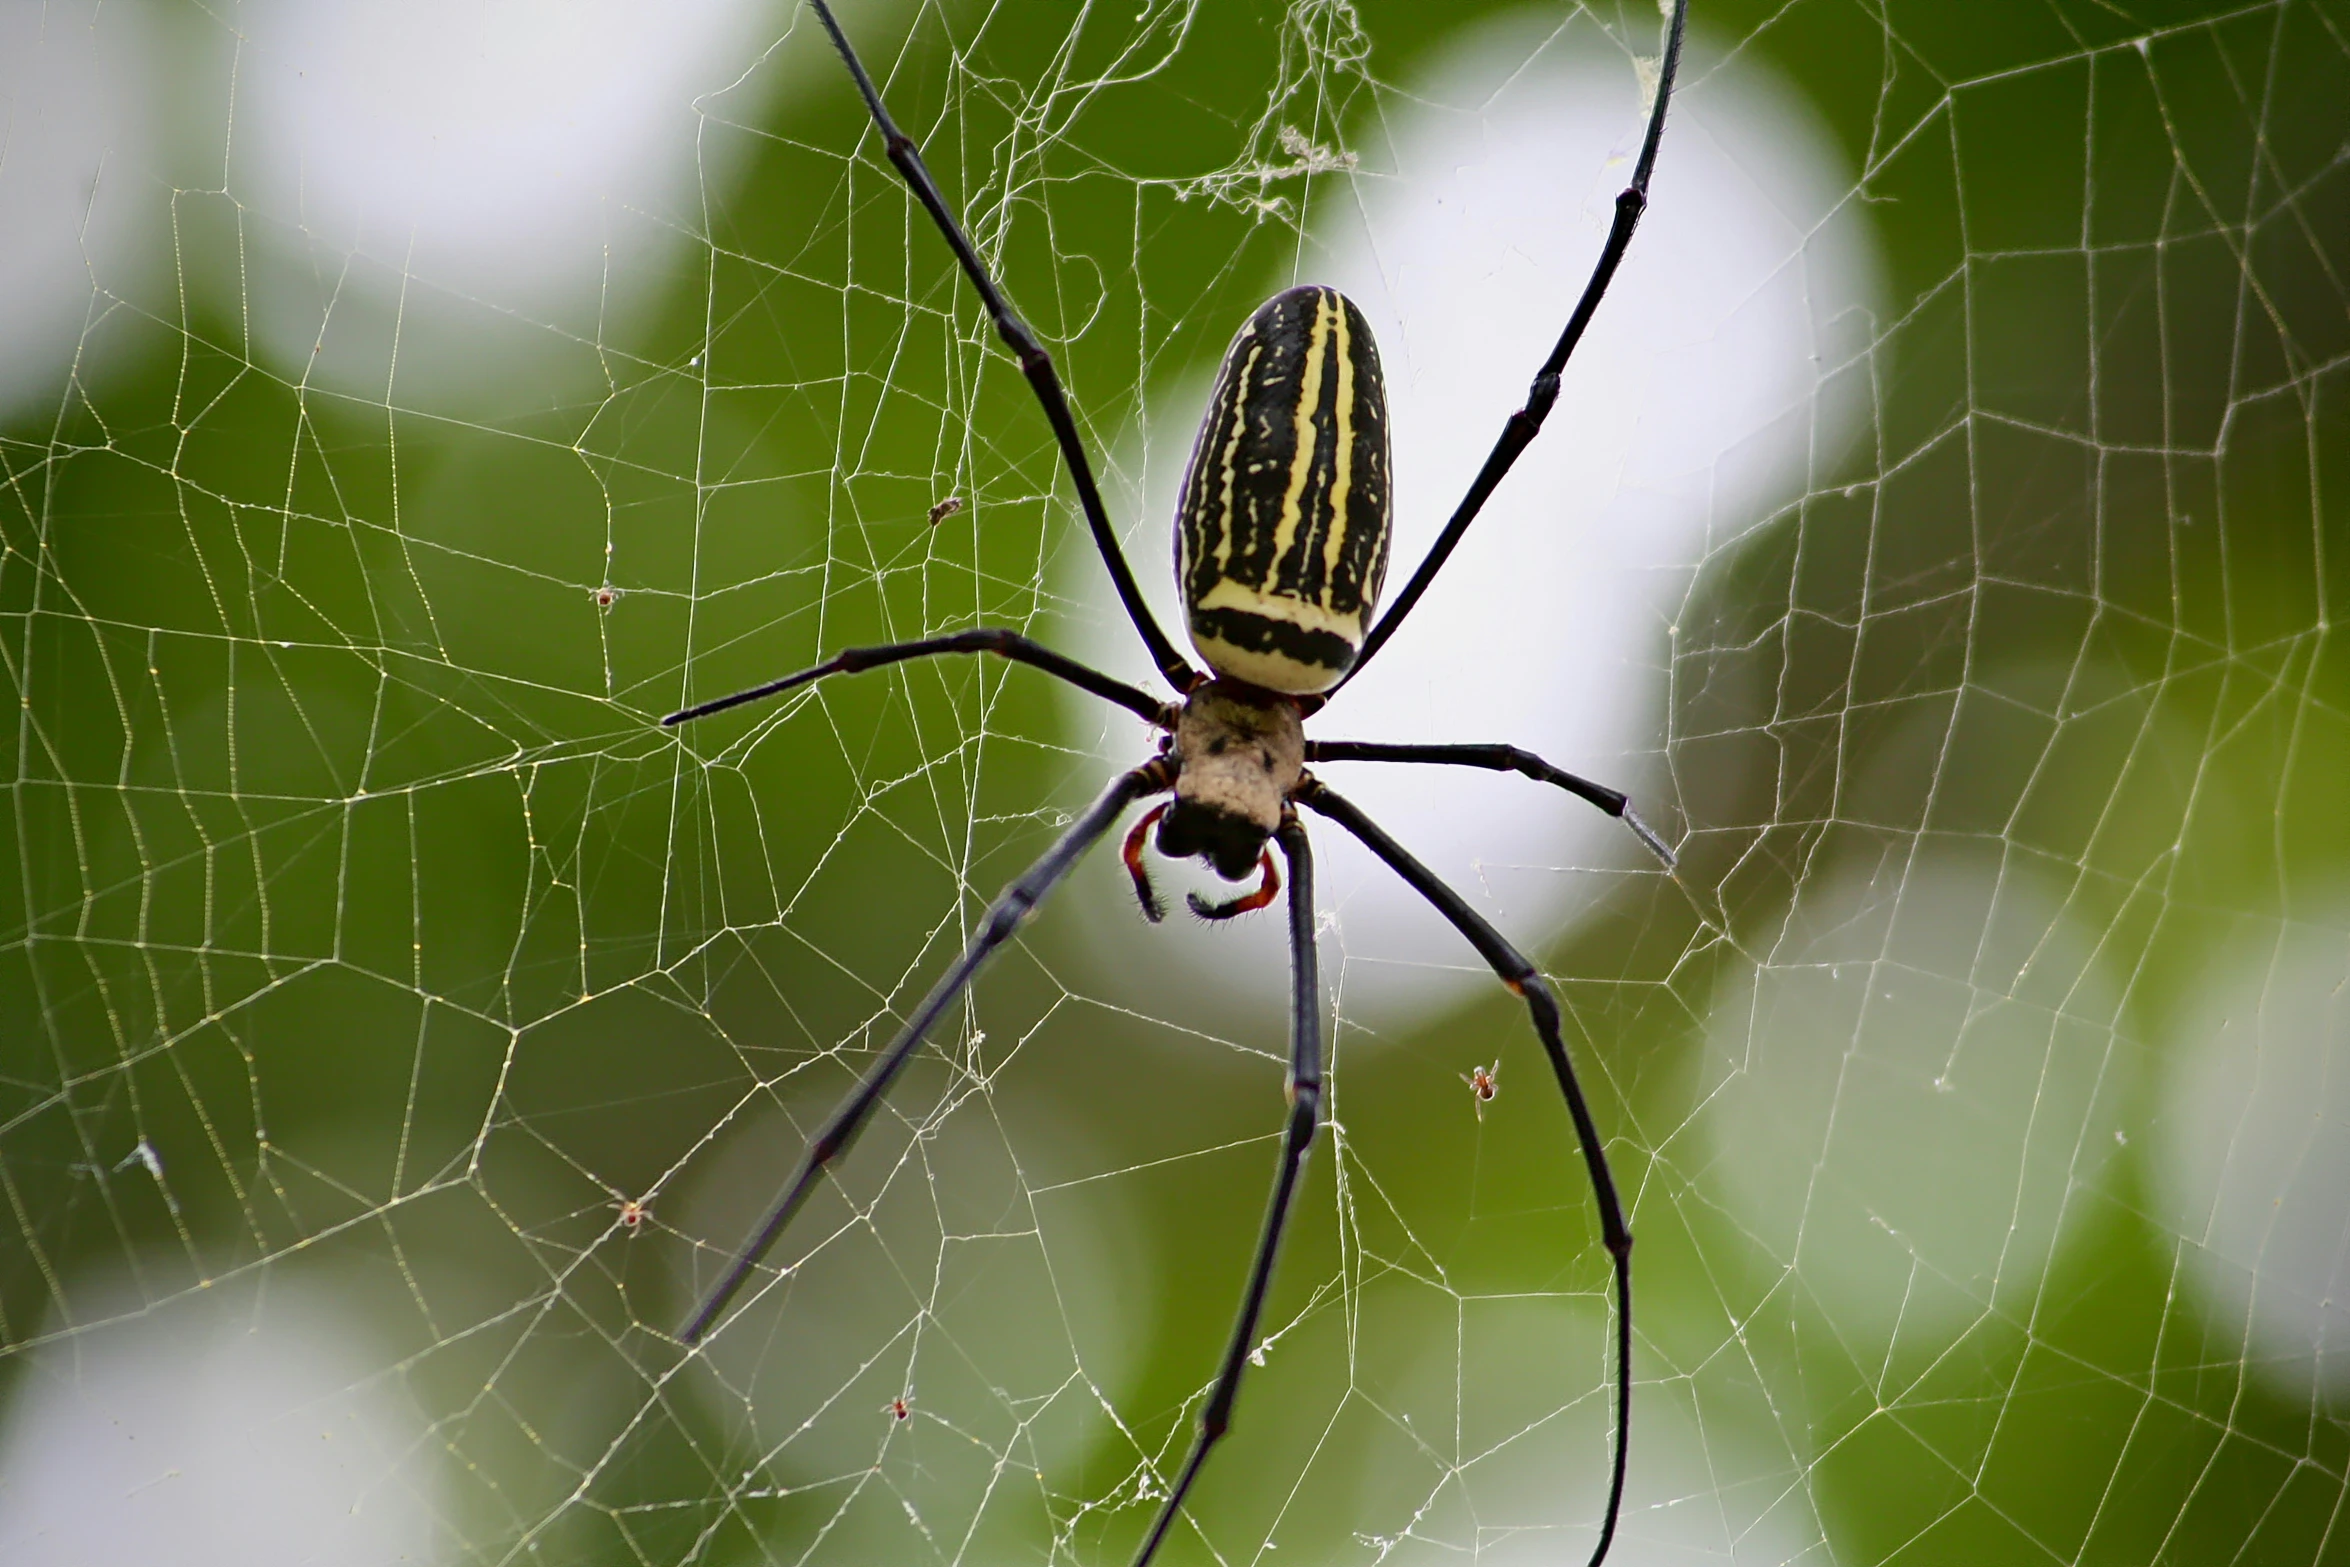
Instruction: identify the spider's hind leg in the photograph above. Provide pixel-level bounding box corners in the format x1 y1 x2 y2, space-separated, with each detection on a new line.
1130 812 1321 1567
681 762 1171 1345
1297 778 1634 1567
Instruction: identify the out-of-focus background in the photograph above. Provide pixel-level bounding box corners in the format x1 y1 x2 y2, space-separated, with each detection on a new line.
2 1 2343 1562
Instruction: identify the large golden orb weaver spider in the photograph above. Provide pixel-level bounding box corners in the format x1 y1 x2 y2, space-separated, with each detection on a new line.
669 3 1687 1562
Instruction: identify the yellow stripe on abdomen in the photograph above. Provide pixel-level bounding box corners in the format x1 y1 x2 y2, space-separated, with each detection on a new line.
1172 285 1392 694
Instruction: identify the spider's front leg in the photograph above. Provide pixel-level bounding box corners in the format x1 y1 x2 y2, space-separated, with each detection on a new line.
802 0 1197 692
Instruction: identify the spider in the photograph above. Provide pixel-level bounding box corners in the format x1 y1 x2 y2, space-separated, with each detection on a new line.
669 3 1686 1563
1464 1062 1500 1119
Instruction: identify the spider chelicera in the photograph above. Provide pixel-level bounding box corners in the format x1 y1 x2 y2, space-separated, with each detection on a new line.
668 3 1687 1563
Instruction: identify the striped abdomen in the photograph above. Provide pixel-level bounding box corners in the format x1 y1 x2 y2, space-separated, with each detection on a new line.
1175 285 1391 694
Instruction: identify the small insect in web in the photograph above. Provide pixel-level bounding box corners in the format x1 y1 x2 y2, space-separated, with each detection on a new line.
1463 1063 1500 1119
665 3 1687 1564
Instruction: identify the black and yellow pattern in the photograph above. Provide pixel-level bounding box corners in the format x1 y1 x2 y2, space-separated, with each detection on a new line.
1175 285 1392 694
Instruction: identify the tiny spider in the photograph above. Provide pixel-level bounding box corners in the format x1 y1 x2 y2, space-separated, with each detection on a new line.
594 586 621 609
667 4 1687 1563
1463 1063 1499 1119
614 1197 647 1231
884 1396 911 1421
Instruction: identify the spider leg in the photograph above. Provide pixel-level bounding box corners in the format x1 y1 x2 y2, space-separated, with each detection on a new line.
804 0 1196 693
1297 779 1633 1567
1304 740 1675 868
1131 813 1320 1567
664 627 1171 729
681 762 1172 1346
1336 0 1690 691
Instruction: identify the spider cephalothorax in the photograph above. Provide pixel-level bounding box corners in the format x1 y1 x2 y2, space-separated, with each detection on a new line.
1119 680 1310 919
1163 682 1304 869
665 5 1689 1565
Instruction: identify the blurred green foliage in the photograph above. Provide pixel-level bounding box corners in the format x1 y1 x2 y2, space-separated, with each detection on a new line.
2 0 2344 1562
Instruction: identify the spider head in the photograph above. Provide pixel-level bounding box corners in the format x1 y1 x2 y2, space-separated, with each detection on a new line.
1156 798 1271 881
1162 680 1305 880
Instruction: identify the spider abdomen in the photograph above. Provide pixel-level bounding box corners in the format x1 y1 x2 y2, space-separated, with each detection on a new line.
1176 285 1391 695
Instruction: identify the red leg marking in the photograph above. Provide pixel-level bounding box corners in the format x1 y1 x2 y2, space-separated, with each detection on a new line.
1123 803 1171 923
1188 848 1280 921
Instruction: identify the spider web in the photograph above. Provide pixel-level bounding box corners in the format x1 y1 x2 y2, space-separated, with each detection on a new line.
2 1 2346 1564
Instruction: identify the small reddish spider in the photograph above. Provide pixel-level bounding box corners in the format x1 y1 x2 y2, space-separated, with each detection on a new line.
884 1396 911 1421
615 1197 648 1231
1462 1063 1498 1120
594 586 621 609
